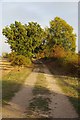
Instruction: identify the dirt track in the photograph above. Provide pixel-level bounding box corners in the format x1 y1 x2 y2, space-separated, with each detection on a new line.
2 63 78 118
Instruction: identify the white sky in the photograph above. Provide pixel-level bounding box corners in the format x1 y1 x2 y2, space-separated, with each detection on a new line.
0 0 79 55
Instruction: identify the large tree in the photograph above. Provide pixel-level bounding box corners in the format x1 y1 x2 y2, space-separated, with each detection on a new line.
2 21 45 58
2 21 28 56
46 17 76 52
25 22 45 55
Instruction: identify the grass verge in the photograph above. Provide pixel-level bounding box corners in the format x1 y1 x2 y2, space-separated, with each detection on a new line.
2 66 33 105
44 59 80 116
56 76 79 115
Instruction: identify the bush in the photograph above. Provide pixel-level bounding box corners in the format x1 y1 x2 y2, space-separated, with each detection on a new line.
36 52 45 59
50 45 66 58
11 55 31 66
8 52 31 66
64 52 78 66
61 52 78 76
2 52 9 58
8 52 17 62
78 54 80 66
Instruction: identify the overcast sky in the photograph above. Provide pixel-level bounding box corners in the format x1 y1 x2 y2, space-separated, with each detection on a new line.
0 0 79 55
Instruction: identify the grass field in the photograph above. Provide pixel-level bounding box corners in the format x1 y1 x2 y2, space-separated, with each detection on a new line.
1 59 33 105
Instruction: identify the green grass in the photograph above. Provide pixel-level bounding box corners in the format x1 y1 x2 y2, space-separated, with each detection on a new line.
2 66 33 105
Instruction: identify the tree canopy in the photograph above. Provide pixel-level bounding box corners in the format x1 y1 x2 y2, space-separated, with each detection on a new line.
2 17 77 60
46 17 76 52
2 21 45 58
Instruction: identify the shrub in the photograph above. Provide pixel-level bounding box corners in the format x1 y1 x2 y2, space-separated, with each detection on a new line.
65 52 78 65
36 52 45 59
8 53 31 66
78 54 80 66
2 52 9 58
50 45 66 58
8 52 17 62
11 55 31 66
62 52 78 76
